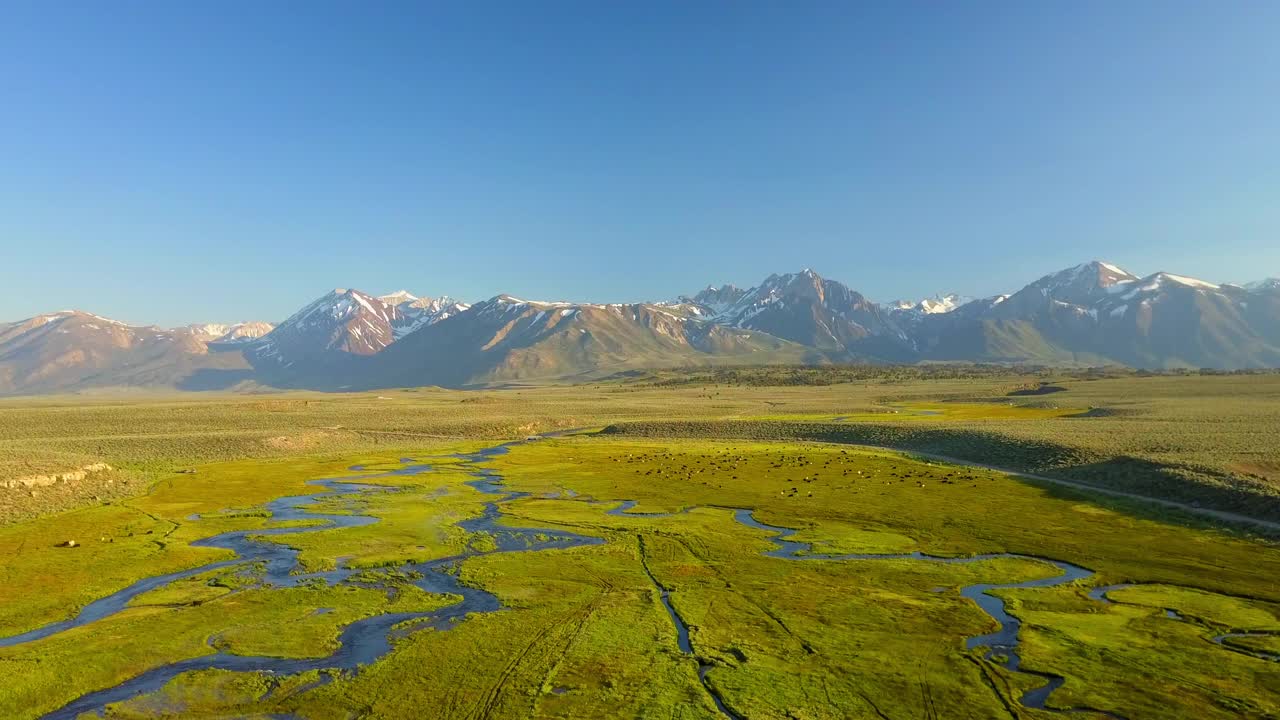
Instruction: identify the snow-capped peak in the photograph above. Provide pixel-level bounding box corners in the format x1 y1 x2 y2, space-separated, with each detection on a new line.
242 289 404 366
1118 272 1222 297
210 321 275 344
1154 272 1220 290
184 323 231 339
888 293 972 315
14 310 132 334
1050 261 1137 287
378 290 420 306
1011 261 1142 308
259 288 400 354
675 284 747 316
44 310 128 326
392 295 472 338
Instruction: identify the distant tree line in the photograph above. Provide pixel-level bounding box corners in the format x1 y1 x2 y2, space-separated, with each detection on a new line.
609 363 1280 388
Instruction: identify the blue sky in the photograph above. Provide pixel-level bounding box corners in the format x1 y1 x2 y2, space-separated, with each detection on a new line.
2 1 1278 325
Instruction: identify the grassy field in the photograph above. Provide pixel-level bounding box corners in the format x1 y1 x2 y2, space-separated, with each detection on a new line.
0 370 1278 718
3 371 1280 524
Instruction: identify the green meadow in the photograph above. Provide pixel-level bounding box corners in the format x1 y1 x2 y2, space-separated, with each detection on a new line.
0 370 1277 718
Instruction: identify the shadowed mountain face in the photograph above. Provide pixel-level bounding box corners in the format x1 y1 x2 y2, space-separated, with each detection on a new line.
710 270 913 361
241 289 400 388
391 295 472 340
252 289 400 359
677 285 748 316
916 262 1280 368
373 296 813 388
2 261 1279 394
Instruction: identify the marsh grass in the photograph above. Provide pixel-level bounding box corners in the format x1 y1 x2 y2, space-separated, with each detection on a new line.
1 372 1278 718
5 373 1279 522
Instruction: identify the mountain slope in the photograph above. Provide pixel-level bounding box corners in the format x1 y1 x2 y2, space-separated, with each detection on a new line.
887 293 973 316
201 322 275 346
921 262 1280 368
675 285 748 316
3 260 1279 395
373 295 814 387
1090 274 1280 368
243 289 406 387
920 262 1136 363
377 290 472 338
0 312 253 394
712 269 913 360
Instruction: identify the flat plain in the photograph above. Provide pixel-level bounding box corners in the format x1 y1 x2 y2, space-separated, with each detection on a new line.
1 369 1278 718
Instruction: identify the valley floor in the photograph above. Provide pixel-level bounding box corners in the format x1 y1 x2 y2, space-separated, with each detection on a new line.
0 372 1278 718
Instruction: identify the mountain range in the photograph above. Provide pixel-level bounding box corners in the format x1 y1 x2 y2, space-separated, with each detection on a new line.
3 261 1278 395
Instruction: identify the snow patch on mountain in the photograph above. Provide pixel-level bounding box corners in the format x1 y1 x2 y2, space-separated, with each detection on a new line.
378 290 420 306
216 322 274 343
1243 278 1280 292
249 289 403 366
887 293 972 316
41 311 128 327
394 295 472 338
674 284 748 316
1155 273 1220 291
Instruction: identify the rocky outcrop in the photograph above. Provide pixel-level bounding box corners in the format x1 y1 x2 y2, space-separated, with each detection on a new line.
0 462 113 489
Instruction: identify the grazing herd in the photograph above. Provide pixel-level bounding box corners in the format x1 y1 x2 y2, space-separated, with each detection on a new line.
608 446 989 501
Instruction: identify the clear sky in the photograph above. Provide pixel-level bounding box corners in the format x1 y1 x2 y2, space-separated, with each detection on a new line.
3 1 1278 326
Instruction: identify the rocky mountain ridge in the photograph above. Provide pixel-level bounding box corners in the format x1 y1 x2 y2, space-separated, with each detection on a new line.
3 261 1278 393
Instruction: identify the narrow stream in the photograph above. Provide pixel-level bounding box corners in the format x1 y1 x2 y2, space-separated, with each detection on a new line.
1091 585 1280 663
0 474 406 649
729 509 1122 716
6 439 602 720
636 537 742 720
5 436 1272 720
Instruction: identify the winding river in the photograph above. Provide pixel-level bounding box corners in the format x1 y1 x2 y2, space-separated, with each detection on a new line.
608 499 1113 717
6 439 603 720
1089 584 1280 664
2 435 1272 719
728 510 1119 717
